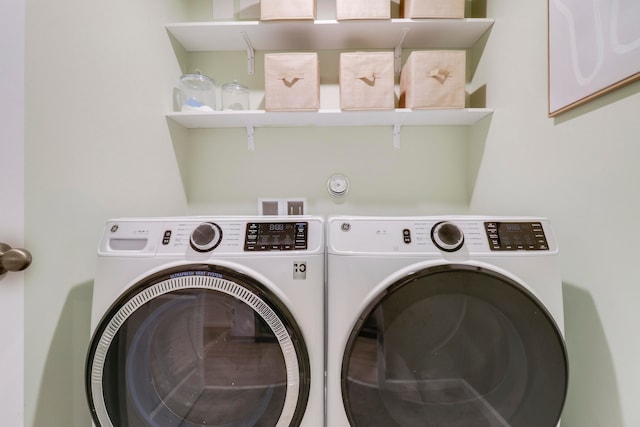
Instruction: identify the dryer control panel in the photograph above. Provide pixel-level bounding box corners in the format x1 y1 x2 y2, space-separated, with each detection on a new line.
327 216 557 255
484 221 549 251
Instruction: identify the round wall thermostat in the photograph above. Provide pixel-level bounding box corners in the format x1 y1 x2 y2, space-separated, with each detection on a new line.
328 174 350 197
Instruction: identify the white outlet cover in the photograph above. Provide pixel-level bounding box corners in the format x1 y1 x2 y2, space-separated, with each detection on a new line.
328 174 350 197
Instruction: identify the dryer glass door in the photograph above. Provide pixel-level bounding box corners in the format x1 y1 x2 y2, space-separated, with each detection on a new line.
86 265 309 427
342 264 568 427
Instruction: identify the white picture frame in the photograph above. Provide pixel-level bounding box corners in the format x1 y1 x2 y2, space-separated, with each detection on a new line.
548 0 640 117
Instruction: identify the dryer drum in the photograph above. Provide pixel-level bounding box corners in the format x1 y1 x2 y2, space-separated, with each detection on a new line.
341 264 568 427
86 264 310 427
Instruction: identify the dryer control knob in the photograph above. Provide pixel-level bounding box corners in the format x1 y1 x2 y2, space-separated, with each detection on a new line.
431 221 464 252
190 222 223 252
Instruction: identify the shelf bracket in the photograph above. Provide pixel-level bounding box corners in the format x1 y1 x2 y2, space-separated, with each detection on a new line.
242 32 255 76
393 123 401 150
394 28 410 73
246 125 255 151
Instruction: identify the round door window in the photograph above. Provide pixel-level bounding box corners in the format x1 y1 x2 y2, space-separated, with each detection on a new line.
342 264 568 427
86 265 310 427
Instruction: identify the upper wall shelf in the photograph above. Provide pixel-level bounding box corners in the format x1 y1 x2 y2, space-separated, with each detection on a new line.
166 19 494 52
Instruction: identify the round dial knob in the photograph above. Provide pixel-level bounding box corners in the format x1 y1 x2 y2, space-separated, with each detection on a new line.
190 222 223 252
431 221 464 252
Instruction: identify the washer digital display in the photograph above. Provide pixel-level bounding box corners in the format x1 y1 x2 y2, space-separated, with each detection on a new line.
485 222 549 251
245 222 308 251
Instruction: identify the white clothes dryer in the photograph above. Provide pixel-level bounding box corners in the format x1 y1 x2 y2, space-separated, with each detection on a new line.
85 216 324 427
327 216 568 427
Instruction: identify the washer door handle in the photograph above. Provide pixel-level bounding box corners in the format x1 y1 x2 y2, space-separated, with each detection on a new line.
0 242 32 278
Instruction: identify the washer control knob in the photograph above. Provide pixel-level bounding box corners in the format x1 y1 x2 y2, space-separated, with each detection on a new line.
431 221 464 252
190 222 223 252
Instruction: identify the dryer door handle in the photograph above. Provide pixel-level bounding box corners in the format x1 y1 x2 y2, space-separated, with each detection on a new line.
0 242 32 278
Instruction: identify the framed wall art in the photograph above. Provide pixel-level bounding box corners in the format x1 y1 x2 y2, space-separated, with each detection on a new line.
548 0 640 117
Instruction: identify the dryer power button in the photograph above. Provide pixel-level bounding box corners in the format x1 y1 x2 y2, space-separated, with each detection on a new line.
190 222 223 252
431 221 464 252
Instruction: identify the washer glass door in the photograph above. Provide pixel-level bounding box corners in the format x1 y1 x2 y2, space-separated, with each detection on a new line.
342 264 568 427
86 265 309 427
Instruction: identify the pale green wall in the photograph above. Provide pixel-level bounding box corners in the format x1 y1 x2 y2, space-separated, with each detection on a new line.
24 0 189 425
469 1 640 426
24 0 640 426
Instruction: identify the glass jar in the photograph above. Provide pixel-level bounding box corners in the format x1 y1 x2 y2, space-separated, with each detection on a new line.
179 73 216 112
221 80 250 110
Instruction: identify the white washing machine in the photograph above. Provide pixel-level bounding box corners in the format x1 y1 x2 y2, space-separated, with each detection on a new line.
327 216 568 427
85 216 324 427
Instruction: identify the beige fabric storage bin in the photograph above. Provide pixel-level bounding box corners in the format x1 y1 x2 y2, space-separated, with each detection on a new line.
261 0 316 20
400 50 466 109
401 0 464 18
340 52 395 110
336 0 390 20
264 53 320 111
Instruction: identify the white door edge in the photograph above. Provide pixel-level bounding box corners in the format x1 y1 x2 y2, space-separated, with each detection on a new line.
0 0 26 424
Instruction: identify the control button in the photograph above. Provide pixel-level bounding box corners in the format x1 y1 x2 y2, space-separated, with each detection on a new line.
162 230 172 245
431 221 465 252
403 229 412 244
190 222 223 252
295 223 308 249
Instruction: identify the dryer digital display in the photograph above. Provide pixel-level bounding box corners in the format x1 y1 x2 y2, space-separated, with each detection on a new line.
245 222 308 251
485 222 549 251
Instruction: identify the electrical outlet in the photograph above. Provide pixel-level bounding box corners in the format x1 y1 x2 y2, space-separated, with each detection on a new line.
286 200 305 215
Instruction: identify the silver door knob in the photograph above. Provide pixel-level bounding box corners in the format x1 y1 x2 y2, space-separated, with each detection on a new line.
0 242 32 277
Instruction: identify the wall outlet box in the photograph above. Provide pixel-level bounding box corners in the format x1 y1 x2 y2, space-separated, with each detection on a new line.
259 199 280 216
258 198 307 216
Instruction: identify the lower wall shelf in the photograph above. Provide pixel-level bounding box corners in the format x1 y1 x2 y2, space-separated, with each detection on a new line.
166 108 493 150
166 108 493 128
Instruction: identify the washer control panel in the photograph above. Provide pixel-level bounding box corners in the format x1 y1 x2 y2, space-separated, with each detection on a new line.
244 222 308 251
100 217 324 256
484 221 549 251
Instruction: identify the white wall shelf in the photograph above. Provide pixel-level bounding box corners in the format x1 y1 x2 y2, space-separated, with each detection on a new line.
167 108 492 128
167 108 493 150
166 18 494 52
166 18 494 149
